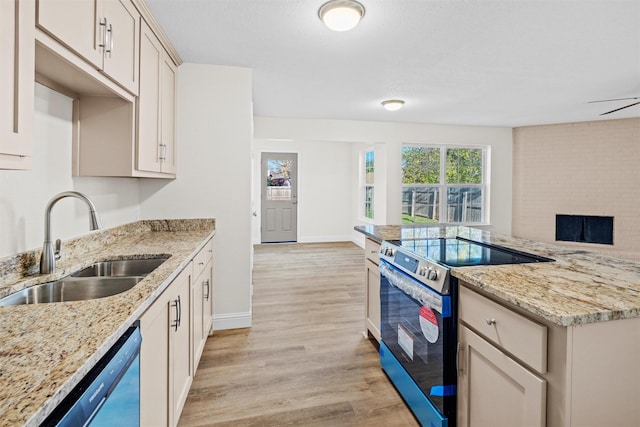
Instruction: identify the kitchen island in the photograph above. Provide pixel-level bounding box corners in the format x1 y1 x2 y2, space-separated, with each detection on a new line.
0 219 215 426
355 224 640 427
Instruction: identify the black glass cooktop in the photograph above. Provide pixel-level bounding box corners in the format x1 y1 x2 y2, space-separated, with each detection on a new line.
388 237 553 268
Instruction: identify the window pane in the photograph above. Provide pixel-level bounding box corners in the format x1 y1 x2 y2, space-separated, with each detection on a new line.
266 159 292 201
365 150 374 185
402 187 440 224
402 147 440 184
446 148 483 184
365 186 374 219
446 187 483 223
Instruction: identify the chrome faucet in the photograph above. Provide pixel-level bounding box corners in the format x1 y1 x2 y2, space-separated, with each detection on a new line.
40 191 103 274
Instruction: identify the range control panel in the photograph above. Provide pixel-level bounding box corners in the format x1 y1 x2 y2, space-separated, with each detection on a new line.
379 242 450 295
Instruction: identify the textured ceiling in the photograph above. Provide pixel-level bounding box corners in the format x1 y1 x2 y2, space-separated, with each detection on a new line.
145 0 640 127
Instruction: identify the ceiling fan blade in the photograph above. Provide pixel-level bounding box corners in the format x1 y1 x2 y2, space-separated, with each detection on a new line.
600 101 640 115
589 97 640 104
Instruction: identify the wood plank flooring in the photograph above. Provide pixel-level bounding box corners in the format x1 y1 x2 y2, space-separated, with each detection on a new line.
178 242 419 426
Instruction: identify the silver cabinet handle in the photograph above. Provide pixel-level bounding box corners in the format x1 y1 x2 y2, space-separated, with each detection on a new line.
177 295 182 328
203 279 210 301
99 18 108 51
171 297 180 331
106 23 113 57
456 342 464 376
159 144 167 161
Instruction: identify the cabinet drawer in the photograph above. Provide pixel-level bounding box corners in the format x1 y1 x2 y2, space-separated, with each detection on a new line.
193 239 213 279
365 238 380 265
459 286 547 373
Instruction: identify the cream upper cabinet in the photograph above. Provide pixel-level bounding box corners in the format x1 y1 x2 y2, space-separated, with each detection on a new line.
0 0 34 170
36 0 140 95
137 20 177 175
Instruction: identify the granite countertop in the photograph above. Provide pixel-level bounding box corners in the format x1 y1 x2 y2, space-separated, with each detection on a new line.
355 224 640 327
0 219 215 426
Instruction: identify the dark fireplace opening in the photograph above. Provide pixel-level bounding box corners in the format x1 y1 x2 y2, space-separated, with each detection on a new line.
555 214 613 245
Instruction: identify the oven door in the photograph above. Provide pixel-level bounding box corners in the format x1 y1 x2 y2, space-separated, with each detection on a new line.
380 260 457 423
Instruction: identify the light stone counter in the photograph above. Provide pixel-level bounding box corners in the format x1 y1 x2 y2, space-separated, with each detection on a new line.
355 224 640 327
0 219 215 426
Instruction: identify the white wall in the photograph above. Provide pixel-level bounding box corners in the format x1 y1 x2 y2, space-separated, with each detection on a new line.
254 117 513 247
0 84 140 258
139 64 253 330
252 140 355 244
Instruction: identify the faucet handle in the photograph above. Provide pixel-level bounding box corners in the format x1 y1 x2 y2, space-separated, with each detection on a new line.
55 239 61 260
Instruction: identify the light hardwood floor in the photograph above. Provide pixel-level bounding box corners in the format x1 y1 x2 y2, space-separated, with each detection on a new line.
178 242 419 426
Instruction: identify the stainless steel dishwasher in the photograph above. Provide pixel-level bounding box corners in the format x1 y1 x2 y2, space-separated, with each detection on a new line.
42 325 142 427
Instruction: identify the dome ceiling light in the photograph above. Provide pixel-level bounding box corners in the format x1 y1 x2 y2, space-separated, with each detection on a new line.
318 0 366 32
382 99 405 111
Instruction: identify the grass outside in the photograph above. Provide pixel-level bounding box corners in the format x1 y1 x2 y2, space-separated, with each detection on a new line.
402 214 438 224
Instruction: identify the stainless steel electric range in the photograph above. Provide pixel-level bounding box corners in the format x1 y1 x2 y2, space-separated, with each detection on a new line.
378 236 552 427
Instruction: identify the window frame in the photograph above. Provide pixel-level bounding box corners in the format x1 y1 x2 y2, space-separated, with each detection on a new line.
360 148 375 222
401 144 488 226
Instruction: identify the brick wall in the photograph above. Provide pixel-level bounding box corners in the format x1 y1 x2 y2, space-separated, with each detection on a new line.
512 117 640 260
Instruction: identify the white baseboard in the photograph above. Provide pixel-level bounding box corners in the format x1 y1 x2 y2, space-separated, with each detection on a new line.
212 312 252 330
297 234 352 243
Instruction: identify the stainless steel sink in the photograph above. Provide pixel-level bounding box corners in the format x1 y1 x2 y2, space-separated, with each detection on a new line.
0 276 143 306
0 256 170 307
71 257 170 278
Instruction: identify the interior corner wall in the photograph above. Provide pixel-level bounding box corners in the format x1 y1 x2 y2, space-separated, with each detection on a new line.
139 63 253 329
512 117 640 260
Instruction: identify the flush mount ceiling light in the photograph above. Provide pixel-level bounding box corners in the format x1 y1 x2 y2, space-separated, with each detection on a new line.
381 99 405 111
318 0 365 32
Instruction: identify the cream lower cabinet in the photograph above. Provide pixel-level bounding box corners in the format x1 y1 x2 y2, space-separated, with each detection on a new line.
458 282 640 427
364 238 381 341
0 0 34 170
140 264 193 427
192 239 214 370
457 325 546 427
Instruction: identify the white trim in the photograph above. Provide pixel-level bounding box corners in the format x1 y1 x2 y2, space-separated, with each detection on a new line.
213 312 252 330
298 234 352 243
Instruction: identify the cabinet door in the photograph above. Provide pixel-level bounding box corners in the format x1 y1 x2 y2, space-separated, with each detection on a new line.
160 54 177 174
139 290 170 427
457 325 546 427
101 0 139 94
0 0 34 169
170 267 192 426
192 269 204 370
193 259 213 369
137 20 162 173
365 258 380 341
202 258 213 337
36 0 102 67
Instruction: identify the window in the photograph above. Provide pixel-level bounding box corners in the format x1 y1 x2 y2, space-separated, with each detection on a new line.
362 149 374 220
402 145 487 224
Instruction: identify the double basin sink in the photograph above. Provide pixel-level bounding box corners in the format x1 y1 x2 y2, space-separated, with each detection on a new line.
0 256 170 306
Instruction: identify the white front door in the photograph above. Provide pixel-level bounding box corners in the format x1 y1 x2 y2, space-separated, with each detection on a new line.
261 152 297 243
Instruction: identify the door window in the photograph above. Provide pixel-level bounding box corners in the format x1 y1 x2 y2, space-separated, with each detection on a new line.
266 159 293 201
